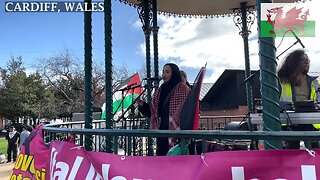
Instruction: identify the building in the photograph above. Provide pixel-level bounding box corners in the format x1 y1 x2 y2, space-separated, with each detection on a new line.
200 69 260 129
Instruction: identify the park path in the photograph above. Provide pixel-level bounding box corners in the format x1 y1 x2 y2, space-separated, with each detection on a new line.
0 162 13 180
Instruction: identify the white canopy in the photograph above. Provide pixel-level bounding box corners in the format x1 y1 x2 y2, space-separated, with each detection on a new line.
124 0 306 17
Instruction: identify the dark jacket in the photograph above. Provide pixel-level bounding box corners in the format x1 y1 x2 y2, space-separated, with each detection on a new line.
6 131 20 145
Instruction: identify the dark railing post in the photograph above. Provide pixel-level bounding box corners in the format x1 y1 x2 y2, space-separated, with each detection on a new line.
104 0 114 153
152 0 159 81
84 0 93 151
232 3 255 113
241 2 253 113
138 0 154 156
257 0 282 149
142 0 152 104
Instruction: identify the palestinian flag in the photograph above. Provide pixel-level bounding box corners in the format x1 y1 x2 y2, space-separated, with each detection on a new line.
180 67 206 130
261 3 315 37
101 73 142 120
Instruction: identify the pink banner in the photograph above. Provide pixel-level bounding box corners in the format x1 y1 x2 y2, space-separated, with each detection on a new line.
11 125 49 179
10 126 320 180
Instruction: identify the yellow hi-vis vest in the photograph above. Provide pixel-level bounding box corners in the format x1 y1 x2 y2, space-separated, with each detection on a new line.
280 81 320 129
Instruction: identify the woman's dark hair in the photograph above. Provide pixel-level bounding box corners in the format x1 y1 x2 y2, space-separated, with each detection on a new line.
278 49 308 86
158 63 181 115
26 125 33 132
165 63 181 86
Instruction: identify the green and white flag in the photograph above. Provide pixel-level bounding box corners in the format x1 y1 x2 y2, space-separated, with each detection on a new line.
101 73 142 120
261 3 315 37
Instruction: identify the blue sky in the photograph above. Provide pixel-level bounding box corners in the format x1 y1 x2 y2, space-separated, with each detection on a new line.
0 1 148 73
1 0 319 83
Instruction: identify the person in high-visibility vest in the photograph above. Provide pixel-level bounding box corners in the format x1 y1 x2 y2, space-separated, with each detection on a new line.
278 49 320 149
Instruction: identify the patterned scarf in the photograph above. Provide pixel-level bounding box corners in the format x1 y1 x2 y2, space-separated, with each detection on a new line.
9 129 17 139
150 82 190 147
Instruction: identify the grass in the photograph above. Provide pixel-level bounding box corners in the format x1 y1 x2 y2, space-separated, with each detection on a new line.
0 137 8 157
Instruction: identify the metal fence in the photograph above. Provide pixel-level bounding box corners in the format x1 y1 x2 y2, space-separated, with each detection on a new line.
199 115 247 130
42 118 320 156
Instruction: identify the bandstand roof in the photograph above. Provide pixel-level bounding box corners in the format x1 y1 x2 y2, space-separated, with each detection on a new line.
123 0 304 17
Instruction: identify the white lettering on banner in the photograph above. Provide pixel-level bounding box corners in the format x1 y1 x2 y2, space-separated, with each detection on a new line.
102 164 127 180
50 147 58 179
54 161 69 179
301 165 316 180
50 147 83 180
68 156 83 180
50 147 150 180
231 165 317 180
232 167 244 180
85 164 96 179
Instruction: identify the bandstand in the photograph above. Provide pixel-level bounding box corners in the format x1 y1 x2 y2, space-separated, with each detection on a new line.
44 0 317 154
10 0 320 179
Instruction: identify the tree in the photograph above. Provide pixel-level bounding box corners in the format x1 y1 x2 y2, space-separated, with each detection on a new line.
25 72 56 120
34 51 84 117
34 50 130 117
0 57 27 122
0 57 55 123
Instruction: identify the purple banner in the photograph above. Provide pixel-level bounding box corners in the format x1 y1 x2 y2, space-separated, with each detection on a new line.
10 126 320 180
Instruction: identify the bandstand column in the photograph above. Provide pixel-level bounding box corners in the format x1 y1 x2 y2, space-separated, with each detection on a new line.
152 0 159 81
104 0 114 153
232 2 255 113
84 0 93 151
257 0 282 149
138 0 154 156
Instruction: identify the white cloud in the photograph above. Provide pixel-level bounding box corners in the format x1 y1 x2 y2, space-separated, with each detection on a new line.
138 0 320 83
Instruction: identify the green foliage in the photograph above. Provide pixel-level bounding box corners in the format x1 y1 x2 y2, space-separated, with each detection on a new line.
0 57 56 121
0 57 29 121
0 138 8 157
0 52 130 121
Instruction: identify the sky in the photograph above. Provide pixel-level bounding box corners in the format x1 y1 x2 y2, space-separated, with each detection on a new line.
0 0 319 84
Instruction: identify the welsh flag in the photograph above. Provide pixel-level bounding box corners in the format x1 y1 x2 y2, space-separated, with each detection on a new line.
180 66 206 130
101 73 142 120
261 3 315 37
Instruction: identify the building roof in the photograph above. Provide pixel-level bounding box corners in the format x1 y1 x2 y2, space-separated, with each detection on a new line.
202 69 251 102
199 83 213 101
201 69 261 110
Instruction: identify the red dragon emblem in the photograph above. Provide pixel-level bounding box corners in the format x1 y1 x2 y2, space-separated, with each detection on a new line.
266 6 309 35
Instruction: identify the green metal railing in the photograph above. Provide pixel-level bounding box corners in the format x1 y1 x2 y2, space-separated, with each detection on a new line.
43 121 320 156
199 115 247 130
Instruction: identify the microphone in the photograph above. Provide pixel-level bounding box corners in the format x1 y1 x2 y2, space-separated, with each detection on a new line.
291 31 305 48
127 82 137 88
142 77 162 81
118 82 138 91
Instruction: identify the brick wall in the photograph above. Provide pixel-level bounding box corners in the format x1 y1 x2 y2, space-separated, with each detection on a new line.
199 106 248 130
